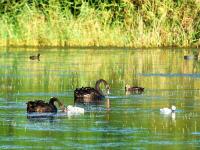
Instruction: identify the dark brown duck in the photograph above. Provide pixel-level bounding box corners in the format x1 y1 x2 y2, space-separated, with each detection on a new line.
26 97 64 113
125 84 144 94
74 79 110 103
30 53 40 60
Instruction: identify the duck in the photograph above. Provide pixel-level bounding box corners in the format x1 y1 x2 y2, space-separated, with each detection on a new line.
160 105 176 114
74 79 110 103
184 52 199 60
63 105 84 114
184 55 195 60
30 53 40 60
125 84 144 94
26 97 64 113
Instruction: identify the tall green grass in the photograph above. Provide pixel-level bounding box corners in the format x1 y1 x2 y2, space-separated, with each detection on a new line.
0 0 199 48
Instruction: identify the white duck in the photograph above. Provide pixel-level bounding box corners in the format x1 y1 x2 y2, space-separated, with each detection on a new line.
63 105 84 114
160 105 176 114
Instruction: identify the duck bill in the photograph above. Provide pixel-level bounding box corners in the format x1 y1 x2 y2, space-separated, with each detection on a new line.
57 101 65 111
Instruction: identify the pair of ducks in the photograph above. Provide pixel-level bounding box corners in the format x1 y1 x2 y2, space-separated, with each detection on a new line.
27 79 144 113
27 97 84 114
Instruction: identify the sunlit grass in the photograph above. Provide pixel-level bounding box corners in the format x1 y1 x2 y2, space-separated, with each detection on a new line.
0 0 199 48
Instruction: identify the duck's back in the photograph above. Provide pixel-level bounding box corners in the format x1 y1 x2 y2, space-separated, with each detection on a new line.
27 100 55 113
74 87 103 102
29 54 40 60
126 86 144 93
160 108 171 114
67 105 84 114
75 87 99 96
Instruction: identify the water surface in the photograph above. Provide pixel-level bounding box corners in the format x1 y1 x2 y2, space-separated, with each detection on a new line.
0 48 200 149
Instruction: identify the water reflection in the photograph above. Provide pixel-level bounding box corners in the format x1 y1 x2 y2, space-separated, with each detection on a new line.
160 112 176 122
0 48 199 149
27 113 55 123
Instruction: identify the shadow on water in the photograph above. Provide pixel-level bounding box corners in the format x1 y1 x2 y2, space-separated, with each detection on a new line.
27 113 56 123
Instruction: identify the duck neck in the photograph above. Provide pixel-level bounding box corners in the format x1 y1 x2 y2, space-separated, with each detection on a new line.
95 79 108 96
49 97 60 111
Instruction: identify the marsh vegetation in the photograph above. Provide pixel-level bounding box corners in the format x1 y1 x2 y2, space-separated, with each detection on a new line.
0 0 199 47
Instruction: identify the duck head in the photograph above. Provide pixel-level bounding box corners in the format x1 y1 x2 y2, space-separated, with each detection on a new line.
125 84 131 91
171 105 176 112
105 84 110 95
49 97 59 105
95 79 110 96
49 97 65 109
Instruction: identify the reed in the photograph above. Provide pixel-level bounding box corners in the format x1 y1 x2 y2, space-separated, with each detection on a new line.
0 0 199 48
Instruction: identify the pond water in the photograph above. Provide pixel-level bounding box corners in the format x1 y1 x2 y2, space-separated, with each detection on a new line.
0 48 200 149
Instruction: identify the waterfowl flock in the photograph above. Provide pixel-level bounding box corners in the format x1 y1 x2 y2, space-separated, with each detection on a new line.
26 78 178 117
26 54 178 118
26 79 111 115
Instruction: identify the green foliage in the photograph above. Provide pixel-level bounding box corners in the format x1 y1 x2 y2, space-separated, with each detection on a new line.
0 0 199 47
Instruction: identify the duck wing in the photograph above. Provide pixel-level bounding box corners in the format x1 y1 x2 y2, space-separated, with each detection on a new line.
27 100 52 113
75 87 98 95
130 86 144 90
160 108 171 114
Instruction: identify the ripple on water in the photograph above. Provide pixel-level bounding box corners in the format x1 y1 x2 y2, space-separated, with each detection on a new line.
0 145 63 150
90 127 144 135
0 136 55 142
12 92 70 97
72 142 139 149
141 73 200 78
0 105 25 109
192 132 200 136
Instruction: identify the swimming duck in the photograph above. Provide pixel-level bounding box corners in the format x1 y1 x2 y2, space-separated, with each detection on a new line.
63 105 84 114
30 53 40 60
27 97 64 113
125 84 144 94
160 105 176 114
184 55 195 60
74 79 110 103
184 52 199 60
